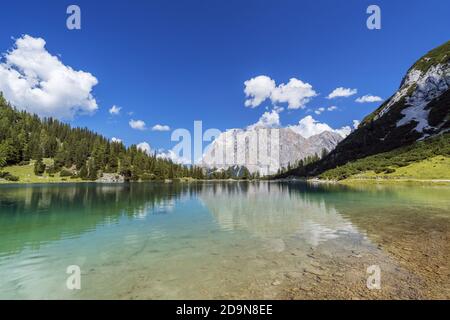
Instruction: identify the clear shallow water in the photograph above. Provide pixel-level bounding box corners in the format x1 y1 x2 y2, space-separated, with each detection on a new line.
0 182 449 299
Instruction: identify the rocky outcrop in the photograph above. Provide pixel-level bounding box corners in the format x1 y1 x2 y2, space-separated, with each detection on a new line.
96 173 125 183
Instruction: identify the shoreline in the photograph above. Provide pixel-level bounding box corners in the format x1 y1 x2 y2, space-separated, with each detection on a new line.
339 178 450 186
0 177 259 185
2 177 450 186
275 177 450 186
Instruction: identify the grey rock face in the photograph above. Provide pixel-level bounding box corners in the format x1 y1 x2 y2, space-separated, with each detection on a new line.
202 127 343 175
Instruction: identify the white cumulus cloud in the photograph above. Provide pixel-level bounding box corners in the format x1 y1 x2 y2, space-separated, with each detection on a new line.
157 149 191 165
0 35 98 119
327 87 357 99
273 106 284 113
111 137 122 143
327 106 337 111
314 107 325 115
271 78 317 109
288 115 352 139
129 119 147 131
152 124 171 131
109 105 121 115
137 143 189 165
137 142 152 155
247 110 281 129
355 95 383 103
244 75 275 108
244 75 316 109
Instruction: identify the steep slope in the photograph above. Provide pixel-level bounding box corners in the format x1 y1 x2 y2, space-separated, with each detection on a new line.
307 131 343 153
283 40 450 178
318 133 450 180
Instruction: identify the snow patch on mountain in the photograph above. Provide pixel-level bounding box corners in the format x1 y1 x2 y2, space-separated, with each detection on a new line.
375 69 421 121
396 63 450 134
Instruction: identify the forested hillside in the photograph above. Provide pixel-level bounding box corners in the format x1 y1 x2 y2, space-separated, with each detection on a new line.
0 94 205 182
318 133 450 180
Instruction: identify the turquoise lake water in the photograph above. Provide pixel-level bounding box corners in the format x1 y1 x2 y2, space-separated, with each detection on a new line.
0 182 449 299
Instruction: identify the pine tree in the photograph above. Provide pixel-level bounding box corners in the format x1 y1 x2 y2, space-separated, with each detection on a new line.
34 159 45 176
0 143 7 168
79 165 88 180
87 159 98 180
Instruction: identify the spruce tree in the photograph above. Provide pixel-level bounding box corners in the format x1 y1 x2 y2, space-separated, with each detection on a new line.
87 159 98 180
79 165 88 180
34 159 45 176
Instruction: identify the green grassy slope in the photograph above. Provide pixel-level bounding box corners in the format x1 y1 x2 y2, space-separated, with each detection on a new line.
0 159 82 184
411 40 450 72
343 156 450 181
319 134 450 181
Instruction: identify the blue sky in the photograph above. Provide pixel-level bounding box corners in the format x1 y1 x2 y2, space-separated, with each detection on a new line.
0 0 449 153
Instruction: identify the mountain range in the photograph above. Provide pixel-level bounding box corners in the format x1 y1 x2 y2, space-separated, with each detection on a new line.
202 127 344 175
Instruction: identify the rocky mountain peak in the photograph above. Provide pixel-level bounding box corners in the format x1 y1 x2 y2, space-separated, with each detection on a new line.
364 41 450 137
202 126 343 175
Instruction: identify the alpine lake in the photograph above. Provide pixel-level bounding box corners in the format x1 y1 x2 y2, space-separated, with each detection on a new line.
0 181 449 299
